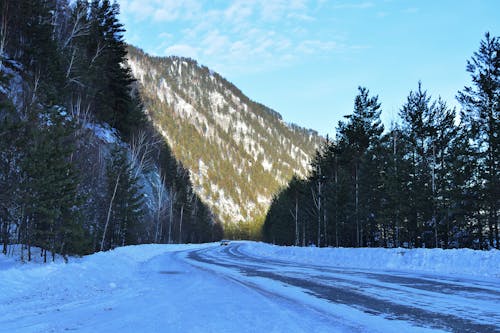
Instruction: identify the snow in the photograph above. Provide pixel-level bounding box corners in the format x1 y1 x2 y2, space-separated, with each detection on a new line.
208 91 225 109
85 123 118 144
237 242 500 278
127 58 317 226
261 158 273 171
127 59 145 82
1 243 499 332
257 194 269 204
1 60 24 108
206 183 245 221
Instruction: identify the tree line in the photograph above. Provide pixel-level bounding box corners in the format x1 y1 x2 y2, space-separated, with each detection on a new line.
0 0 222 262
263 33 499 250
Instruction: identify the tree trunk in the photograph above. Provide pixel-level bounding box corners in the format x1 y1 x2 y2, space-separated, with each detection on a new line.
168 187 174 244
323 201 328 247
355 162 360 247
178 204 184 244
100 172 120 252
432 143 438 248
317 178 322 247
334 157 339 247
293 194 297 246
1 211 9 255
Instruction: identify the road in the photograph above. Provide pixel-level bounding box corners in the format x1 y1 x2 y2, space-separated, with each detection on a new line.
1 243 499 332
184 242 500 333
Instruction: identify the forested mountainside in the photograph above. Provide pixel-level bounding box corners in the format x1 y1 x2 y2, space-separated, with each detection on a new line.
127 46 322 237
0 0 222 261
264 33 499 250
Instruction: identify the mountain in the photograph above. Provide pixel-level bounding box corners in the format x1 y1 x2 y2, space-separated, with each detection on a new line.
127 46 322 233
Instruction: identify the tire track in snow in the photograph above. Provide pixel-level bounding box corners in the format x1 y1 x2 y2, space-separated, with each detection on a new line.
186 243 500 333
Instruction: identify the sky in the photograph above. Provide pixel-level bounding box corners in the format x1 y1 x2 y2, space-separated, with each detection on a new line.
118 0 500 137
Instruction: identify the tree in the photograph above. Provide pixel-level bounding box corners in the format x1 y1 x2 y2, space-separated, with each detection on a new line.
86 0 145 139
457 32 500 249
101 145 144 251
399 83 435 247
0 88 21 255
20 106 83 261
336 87 384 247
1 0 220 260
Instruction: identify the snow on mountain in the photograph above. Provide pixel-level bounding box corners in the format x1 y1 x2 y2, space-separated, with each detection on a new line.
127 46 322 227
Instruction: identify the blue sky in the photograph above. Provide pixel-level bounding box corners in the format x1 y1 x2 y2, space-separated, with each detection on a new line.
118 0 500 137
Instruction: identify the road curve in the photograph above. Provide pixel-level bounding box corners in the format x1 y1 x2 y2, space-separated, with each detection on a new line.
184 242 500 333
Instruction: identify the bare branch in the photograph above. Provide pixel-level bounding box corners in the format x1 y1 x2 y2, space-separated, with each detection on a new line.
90 42 105 66
63 7 89 50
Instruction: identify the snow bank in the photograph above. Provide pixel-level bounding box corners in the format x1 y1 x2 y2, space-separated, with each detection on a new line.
238 242 500 278
0 244 211 299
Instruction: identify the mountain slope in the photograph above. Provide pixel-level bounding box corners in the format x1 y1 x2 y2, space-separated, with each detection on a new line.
127 46 322 229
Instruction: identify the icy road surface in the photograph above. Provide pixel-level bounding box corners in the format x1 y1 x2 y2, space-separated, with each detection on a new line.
1 242 499 333
188 243 500 333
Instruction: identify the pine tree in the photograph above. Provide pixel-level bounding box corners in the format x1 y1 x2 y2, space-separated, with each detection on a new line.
17 0 65 105
457 32 500 249
399 83 434 247
427 99 457 248
87 0 145 139
0 89 21 255
447 123 478 248
336 87 384 247
20 106 82 261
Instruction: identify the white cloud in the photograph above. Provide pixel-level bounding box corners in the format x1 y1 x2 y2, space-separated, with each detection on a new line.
121 0 156 21
258 0 307 21
165 44 199 59
332 2 375 10
297 40 338 54
224 1 254 23
202 30 230 56
153 8 177 21
159 32 173 40
121 0 361 75
121 0 202 22
287 13 315 21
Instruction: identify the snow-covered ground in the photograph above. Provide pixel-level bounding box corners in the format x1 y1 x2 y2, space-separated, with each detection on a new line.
237 242 500 278
1 242 499 332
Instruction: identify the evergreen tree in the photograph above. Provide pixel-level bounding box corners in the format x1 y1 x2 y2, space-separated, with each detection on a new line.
336 87 384 247
399 83 434 247
447 123 478 248
427 99 457 248
1 0 218 259
21 106 83 261
86 0 145 139
378 126 411 247
262 33 497 250
457 32 500 249
0 88 21 255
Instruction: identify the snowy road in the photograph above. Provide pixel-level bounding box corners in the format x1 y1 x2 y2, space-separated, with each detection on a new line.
1 242 499 333
186 243 500 333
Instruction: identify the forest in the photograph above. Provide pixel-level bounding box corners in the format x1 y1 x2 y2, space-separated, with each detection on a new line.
263 33 499 250
0 0 222 262
1 1 498 259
